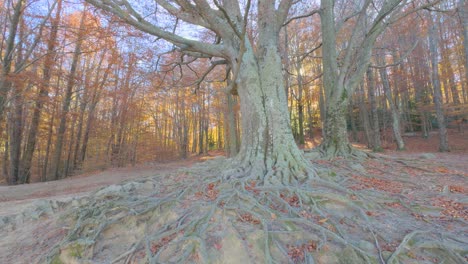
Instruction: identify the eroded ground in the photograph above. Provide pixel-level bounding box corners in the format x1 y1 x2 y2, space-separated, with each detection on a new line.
0 131 467 263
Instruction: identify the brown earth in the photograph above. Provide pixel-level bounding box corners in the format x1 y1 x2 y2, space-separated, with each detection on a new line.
0 131 466 263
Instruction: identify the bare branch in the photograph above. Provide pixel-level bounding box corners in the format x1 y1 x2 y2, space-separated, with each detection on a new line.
369 40 419 69
86 0 227 58
283 9 319 27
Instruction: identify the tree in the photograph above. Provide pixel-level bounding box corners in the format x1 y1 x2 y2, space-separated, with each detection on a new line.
50 7 87 180
377 54 406 150
20 0 63 183
319 0 439 157
86 0 313 184
428 12 450 151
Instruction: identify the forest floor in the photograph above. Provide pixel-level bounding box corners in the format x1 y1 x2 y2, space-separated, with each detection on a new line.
0 129 467 263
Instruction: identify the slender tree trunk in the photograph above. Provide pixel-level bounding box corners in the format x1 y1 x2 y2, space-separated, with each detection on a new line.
295 58 305 145
1 1 24 182
348 98 358 142
428 14 450 152
64 97 80 176
8 83 23 185
8 13 29 185
306 85 314 139
438 21 460 105
79 59 111 166
0 0 23 122
379 59 405 150
43 101 57 181
459 0 468 92
20 0 62 183
366 68 382 151
50 9 86 180
358 84 373 148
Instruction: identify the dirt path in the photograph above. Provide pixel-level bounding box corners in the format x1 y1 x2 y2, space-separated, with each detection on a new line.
0 160 197 217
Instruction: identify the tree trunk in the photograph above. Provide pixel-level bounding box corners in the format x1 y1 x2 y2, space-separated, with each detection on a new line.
459 0 468 92
224 84 238 157
50 9 86 181
379 59 405 150
366 68 382 151
20 0 62 183
0 0 23 122
348 98 358 142
428 14 449 152
295 58 305 145
79 58 111 166
232 39 312 184
358 84 373 148
8 84 23 185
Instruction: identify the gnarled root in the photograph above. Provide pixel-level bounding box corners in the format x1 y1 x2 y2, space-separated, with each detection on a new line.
44 160 466 264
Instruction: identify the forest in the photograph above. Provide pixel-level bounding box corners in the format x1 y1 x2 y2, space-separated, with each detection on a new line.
0 0 467 263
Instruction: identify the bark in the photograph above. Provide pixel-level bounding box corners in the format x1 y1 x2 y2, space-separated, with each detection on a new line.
319 0 353 157
224 71 239 157
428 14 449 152
226 92 239 157
234 41 312 184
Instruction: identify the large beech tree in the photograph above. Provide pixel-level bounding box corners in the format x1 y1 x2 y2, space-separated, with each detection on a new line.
86 0 314 184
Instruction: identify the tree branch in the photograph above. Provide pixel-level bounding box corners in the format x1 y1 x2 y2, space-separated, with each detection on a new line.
283 9 319 27
86 0 227 58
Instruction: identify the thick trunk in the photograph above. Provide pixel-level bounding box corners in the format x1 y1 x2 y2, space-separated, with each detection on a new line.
321 99 353 157
225 90 238 157
233 41 312 184
318 0 354 157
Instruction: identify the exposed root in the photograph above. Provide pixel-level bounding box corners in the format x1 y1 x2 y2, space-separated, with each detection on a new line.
41 159 466 264
307 143 372 160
